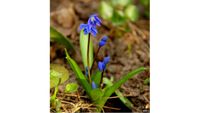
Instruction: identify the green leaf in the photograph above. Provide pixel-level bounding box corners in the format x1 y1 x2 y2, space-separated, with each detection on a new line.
50 26 74 51
65 83 79 93
91 71 102 88
124 5 139 22
144 77 150 85
50 64 69 88
103 77 133 109
111 10 126 26
99 1 113 20
111 0 132 7
140 0 150 7
50 70 60 88
90 88 104 101
80 30 94 68
97 67 146 108
65 49 92 97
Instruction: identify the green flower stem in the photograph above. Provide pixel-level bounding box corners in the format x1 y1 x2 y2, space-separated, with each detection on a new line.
90 46 101 74
87 34 91 83
100 69 105 89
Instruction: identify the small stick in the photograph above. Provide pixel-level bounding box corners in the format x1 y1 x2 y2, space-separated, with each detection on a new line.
64 94 89 98
76 91 80 101
103 106 121 110
108 94 135 99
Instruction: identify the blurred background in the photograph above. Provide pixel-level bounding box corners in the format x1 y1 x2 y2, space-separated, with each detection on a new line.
50 0 149 112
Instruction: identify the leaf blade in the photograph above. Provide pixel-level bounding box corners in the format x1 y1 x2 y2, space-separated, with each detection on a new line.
80 30 93 68
91 71 102 88
50 26 74 51
103 77 133 109
50 64 69 88
97 67 147 108
65 49 92 97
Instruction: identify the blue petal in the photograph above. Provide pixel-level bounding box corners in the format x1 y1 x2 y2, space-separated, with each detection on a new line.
98 61 106 71
94 16 102 26
103 56 110 64
99 36 108 47
80 23 90 35
99 40 106 47
92 81 97 89
79 23 88 30
102 36 108 41
88 19 94 26
83 27 90 34
90 27 98 37
88 14 102 27
98 62 103 71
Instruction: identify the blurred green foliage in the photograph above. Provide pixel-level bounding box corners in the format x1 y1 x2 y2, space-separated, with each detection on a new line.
99 0 149 26
50 64 69 88
65 83 79 93
140 0 150 18
50 64 78 112
144 77 150 85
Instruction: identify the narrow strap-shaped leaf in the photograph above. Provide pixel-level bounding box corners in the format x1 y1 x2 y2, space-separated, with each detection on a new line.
65 49 92 96
97 67 147 108
103 77 133 109
91 71 102 88
50 26 74 51
80 30 93 68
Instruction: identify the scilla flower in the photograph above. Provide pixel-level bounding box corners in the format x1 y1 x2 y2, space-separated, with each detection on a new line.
99 36 108 47
79 24 90 34
88 14 102 27
92 81 97 89
89 26 98 36
79 14 101 37
79 24 98 36
98 61 106 71
98 56 110 71
103 56 110 64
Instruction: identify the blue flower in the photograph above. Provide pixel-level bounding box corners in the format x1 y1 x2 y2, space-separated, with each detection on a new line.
79 23 98 37
92 81 97 89
88 14 102 27
103 56 110 64
80 23 90 34
79 14 101 37
98 56 110 71
98 61 106 71
90 26 98 37
99 36 108 47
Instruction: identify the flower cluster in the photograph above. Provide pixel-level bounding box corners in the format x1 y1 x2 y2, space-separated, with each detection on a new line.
79 14 110 89
79 14 102 37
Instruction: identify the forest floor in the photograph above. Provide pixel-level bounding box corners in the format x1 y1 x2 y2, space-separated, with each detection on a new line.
50 0 149 112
